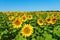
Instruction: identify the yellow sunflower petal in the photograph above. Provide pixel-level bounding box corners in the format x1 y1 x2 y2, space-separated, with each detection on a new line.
37 18 44 26
9 16 14 20
46 16 51 23
12 17 22 28
21 24 33 37
28 15 32 20
21 15 27 22
50 16 57 24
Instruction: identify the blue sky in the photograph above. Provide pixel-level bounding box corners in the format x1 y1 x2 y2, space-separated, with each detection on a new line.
0 0 60 11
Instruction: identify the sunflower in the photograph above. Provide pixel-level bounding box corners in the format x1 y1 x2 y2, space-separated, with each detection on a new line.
21 24 33 37
21 15 27 22
13 12 18 16
28 15 32 20
57 12 60 16
37 18 44 26
50 16 57 24
9 16 14 20
46 17 51 23
12 17 22 28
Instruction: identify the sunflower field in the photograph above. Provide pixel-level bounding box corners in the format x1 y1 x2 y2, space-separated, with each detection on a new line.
0 11 60 40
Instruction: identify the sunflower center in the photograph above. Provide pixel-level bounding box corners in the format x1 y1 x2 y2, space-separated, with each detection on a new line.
29 16 31 18
10 16 12 18
14 20 21 25
39 20 43 23
23 27 30 34
52 18 56 22
47 18 50 22
23 17 26 20
59 14 60 15
9 16 13 19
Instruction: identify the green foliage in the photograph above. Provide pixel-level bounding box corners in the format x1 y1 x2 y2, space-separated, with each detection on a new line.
0 12 60 40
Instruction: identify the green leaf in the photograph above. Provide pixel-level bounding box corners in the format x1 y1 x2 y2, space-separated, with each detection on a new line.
56 28 60 36
14 34 27 40
43 31 52 40
53 27 60 37
32 38 36 40
40 36 44 40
